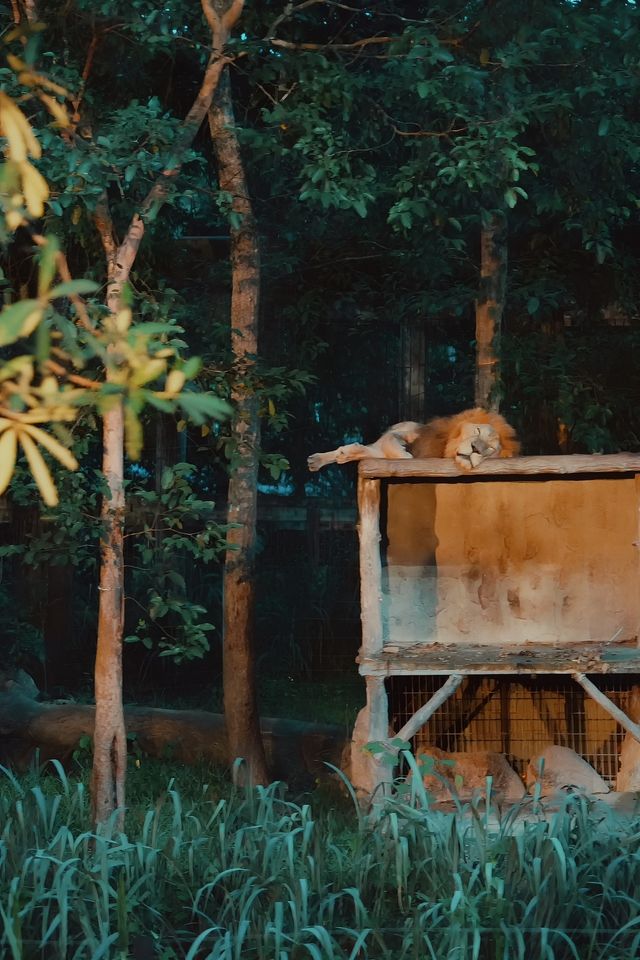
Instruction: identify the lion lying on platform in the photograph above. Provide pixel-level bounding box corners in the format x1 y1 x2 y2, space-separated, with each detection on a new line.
308 407 520 472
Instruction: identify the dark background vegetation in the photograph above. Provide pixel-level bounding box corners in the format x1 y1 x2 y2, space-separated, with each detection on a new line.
1 0 639 719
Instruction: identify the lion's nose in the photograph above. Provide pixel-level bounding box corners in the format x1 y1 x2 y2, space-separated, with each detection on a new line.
471 438 490 455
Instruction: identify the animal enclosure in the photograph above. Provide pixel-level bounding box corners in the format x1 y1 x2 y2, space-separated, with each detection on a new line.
353 454 640 795
389 674 637 783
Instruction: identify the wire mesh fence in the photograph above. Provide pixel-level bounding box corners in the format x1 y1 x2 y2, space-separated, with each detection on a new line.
389 673 639 783
257 500 361 678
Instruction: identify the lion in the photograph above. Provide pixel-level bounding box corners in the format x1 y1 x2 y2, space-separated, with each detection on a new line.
307 407 520 472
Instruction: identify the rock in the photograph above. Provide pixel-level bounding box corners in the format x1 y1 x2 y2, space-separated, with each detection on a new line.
415 747 525 803
526 745 610 796
597 791 640 816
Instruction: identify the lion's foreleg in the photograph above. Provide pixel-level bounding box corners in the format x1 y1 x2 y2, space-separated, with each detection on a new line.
307 443 373 472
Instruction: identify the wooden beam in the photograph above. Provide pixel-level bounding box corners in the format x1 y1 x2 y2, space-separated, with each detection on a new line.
359 454 640 479
573 672 640 743
396 673 465 742
357 476 383 657
359 637 640 676
636 474 640 643
366 675 389 743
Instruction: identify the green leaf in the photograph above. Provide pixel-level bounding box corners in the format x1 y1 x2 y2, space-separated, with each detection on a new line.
143 393 175 413
178 393 231 424
37 236 60 297
131 321 179 336
504 188 518 209
35 316 51 363
527 297 540 315
597 116 610 136
161 466 174 490
48 280 99 299
181 356 202 379
0 299 42 346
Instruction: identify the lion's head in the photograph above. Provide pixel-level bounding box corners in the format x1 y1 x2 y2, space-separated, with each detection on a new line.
445 420 504 469
441 409 520 469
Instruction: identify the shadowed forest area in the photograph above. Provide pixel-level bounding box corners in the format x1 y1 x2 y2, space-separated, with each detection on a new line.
1 0 640 956
2 0 639 706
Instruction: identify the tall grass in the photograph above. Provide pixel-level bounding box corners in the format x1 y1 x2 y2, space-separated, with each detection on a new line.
1 760 640 958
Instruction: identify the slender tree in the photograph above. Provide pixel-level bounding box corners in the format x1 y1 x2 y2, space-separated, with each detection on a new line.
89 0 245 823
209 69 269 785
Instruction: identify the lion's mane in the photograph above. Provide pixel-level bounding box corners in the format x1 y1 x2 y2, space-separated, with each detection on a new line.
408 407 520 459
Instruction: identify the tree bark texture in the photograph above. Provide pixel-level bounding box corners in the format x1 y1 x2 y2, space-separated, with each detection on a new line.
88 0 245 823
475 211 507 411
92 400 127 825
209 70 269 786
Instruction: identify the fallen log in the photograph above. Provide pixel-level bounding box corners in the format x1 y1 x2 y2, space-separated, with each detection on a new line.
0 672 349 784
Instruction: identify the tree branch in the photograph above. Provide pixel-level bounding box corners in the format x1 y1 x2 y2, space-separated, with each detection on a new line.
31 232 96 333
70 28 101 127
265 0 326 39
391 122 469 138
92 195 119 272
269 34 395 52
22 0 38 24
44 359 102 390
201 0 245 37
135 0 245 228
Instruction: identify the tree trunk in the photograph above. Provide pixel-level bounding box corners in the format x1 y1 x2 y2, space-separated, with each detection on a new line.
209 71 269 786
475 211 507 411
92 401 127 825
90 204 144 826
87 0 245 824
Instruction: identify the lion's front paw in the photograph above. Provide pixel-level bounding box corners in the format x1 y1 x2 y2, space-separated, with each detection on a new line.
307 453 324 472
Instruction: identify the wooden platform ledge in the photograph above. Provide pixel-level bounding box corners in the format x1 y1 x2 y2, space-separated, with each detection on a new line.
358 453 640 479
358 639 640 677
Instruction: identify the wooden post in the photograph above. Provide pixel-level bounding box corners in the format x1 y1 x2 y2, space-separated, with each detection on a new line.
351 476 389 799
636 473 640 643
357 476 383 657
